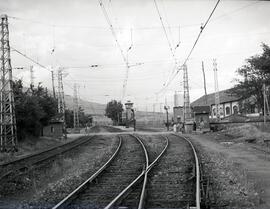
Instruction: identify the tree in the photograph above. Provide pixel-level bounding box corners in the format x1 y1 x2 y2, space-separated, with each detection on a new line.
105 100 123 125
13 80 58 140
65 109 74 128
231 43 270 114
78 106 92 127
65 107 92 128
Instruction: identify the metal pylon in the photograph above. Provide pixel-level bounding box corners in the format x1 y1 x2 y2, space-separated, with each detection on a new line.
0 14 17 152
183 64 191 122
73 83 79 129
30 65 34 87
213 59 220 118
57 68 67 139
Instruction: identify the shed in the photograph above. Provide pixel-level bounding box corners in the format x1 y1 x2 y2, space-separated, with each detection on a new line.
192 106 210 129
173 106 184 123
43 116 64 138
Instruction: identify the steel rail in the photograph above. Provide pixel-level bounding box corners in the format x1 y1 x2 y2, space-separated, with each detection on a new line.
104 134 149 209
173 134 201 209
104 134 169 209
0 135 95 181
0 135 89 167
147 135 169 171
138 135 169 209
104 170 145 209
51 135 122 209
131 134 149 209
0 125 101 170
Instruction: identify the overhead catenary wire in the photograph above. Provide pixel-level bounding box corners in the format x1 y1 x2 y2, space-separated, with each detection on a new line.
98 0 128 67
98 0 133 100
161 0 176 48
153 0 178 66
11 47 51 72
158 0 221 95
153 0 179 92
9 0 260 100
8 1 259 31
10 47 74 97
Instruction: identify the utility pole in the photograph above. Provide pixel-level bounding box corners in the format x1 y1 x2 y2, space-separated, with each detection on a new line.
266 86 270 117
57 68 67 139
73 83 79 130
30 65 34 87
202 61 207 105
0 14 17 152
263 83 268 127
164 105 170 131
213 59 220 119
51 70 56 98
183 64 191 123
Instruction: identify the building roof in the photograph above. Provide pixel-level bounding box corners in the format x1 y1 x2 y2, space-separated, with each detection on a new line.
49 115 64 123
192 106 210 114
191 89 240 107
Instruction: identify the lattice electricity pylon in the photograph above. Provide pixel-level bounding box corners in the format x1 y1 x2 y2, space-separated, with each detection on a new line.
213 59 220 118
57 68 67 139
0 14 17 152
183 64 192 122
73 83 79 129
30 65 34 87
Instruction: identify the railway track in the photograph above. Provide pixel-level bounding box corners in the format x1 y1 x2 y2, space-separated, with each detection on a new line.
0 135 95 181
49 133 201 209
51 134 168 209
52 134 147 209
137 134 200 209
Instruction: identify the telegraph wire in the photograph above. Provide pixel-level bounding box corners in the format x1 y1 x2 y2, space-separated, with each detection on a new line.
8 1 259 32
8 15 201 30
209 0 260 24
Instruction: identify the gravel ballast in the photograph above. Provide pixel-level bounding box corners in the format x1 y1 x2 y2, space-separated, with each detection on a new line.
187 133 264 209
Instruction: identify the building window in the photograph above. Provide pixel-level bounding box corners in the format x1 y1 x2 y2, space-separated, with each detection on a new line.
233 105 238 114
226 107 230 115
250 105 255 113
213 108 216 116
220 107 223 116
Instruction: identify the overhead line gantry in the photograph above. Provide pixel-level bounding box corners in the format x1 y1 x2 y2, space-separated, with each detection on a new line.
0 14 17 152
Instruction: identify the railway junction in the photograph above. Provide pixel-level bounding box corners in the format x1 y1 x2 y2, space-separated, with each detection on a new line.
0 125 269 209
1 0 270 209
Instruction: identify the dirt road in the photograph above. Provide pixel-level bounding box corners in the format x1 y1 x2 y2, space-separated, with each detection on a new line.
189 133 270 209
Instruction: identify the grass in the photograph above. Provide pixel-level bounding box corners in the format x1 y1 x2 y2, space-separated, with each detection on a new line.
225 124 270 143
0 135 77 164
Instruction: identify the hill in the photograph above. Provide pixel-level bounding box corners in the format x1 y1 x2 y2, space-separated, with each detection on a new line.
64 95 106 115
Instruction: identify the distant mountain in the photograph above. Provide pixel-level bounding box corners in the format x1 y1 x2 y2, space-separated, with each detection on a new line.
65 95 106 115
19 85 106 115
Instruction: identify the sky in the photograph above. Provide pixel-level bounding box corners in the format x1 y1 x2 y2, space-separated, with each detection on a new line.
1 0 270 112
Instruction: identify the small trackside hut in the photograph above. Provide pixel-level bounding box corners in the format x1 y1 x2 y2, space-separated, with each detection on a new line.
42 116 64 139
192 106 210 131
